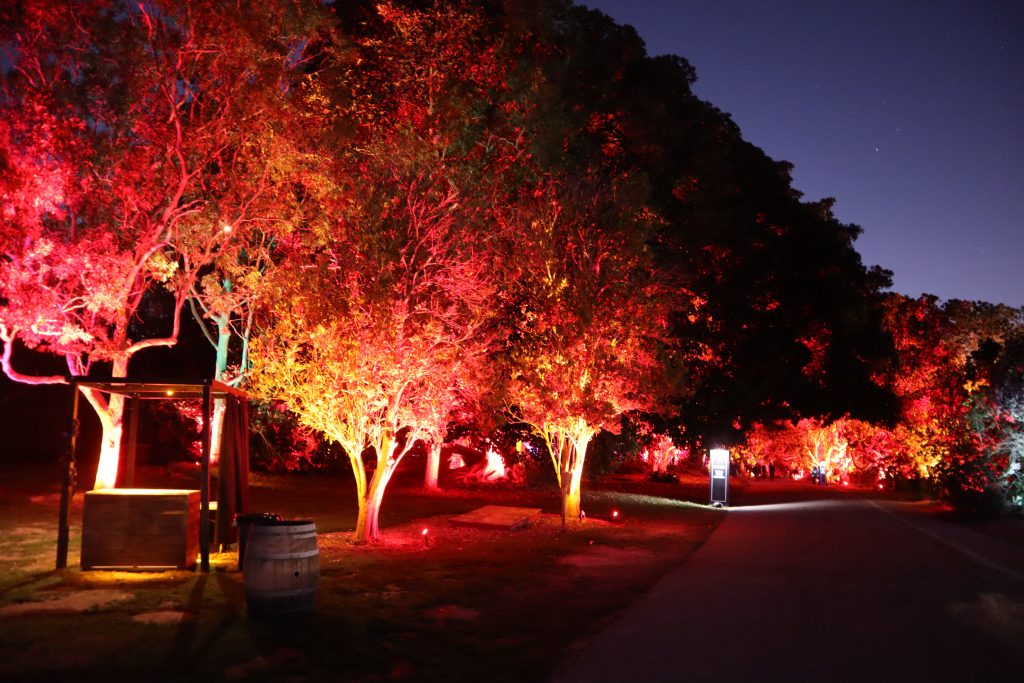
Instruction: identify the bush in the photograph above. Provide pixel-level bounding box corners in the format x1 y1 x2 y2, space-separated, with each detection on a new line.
937 448 1011 518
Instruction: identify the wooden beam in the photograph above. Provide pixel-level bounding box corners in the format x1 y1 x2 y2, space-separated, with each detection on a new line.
56 386 79 570
200 383 211 572
123 396 139 488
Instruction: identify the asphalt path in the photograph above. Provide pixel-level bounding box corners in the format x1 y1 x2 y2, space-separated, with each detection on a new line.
555 482 1024 683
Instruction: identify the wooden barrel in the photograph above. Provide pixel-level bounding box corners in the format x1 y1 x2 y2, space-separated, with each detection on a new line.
243 520 319 617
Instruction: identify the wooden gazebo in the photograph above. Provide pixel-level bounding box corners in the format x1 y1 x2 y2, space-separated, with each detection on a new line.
58 376 249 572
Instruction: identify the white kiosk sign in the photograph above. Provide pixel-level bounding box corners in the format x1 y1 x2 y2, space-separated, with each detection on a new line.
709 448 730 507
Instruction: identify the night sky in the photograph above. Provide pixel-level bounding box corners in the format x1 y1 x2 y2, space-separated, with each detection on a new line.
583 0 1024 308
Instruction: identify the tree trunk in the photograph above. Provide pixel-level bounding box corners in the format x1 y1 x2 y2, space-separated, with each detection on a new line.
347 446 370 542
359 459 393 542
354 496 369 541
550 423 594 521
209 318 232 467
91 402 124 490
352 434 413 543
424 441 441 489
564 458 585 518
83 357 130 490
209 399 226 467
363 476 387 541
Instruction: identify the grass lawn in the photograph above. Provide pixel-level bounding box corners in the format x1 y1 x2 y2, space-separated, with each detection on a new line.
0 461 729 682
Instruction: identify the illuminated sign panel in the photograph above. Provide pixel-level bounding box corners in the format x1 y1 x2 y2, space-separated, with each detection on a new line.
709 448 730 507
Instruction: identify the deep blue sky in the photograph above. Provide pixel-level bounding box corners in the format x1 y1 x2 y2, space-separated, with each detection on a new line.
583 0 1024 308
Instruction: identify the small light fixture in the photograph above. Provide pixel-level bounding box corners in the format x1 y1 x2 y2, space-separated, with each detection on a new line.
221 224 232 233
421 527 430 548
611 509 620 521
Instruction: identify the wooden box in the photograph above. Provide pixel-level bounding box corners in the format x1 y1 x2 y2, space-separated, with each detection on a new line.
81 489 200 570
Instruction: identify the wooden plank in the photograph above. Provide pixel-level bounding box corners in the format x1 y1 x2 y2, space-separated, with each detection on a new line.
81 489 200 569
448 505 542 530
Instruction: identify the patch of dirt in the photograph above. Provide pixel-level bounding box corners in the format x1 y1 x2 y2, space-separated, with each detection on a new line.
131 609 194 624
421 604 481 624
559 545 657 569
0 589 133 616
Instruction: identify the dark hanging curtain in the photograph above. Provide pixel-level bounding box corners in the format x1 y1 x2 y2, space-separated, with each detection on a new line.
215 394 250 546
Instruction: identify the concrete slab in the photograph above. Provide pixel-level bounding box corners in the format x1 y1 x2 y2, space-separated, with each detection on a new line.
448 506 542 530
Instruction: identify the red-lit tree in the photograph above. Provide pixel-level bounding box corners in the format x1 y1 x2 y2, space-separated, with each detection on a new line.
738 416 901 484
982 330 1024 508
248 165 496 541
735 419 845 480
499 178 673 518
345 0 516 490
878 296 1002 479
249 1 505 540
0 0 329 487
873 294 1022 500
931 307 1024 512
179 19 338 465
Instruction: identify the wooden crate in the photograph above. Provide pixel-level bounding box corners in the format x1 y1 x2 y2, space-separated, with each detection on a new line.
81 489 200 570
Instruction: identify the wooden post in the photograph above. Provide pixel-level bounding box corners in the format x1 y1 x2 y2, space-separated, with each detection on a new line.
56 385 80 570
200 383 211 572
123 395 139 488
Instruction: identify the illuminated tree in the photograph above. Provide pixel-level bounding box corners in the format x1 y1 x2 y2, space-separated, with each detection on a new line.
1 1 197 489
989 333 1024 507
248 166 495 540
0 1 331 488
842 418 902 480
250 1 505 539
869 294 1024 508
940 324 1024 513
645 434 683 475
345 0 526 491
878 295 1017 480
736 419 847 480
499 179 672 518
180 21 337 465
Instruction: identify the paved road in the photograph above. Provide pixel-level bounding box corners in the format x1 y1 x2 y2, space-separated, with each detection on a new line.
555 483 1024 683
